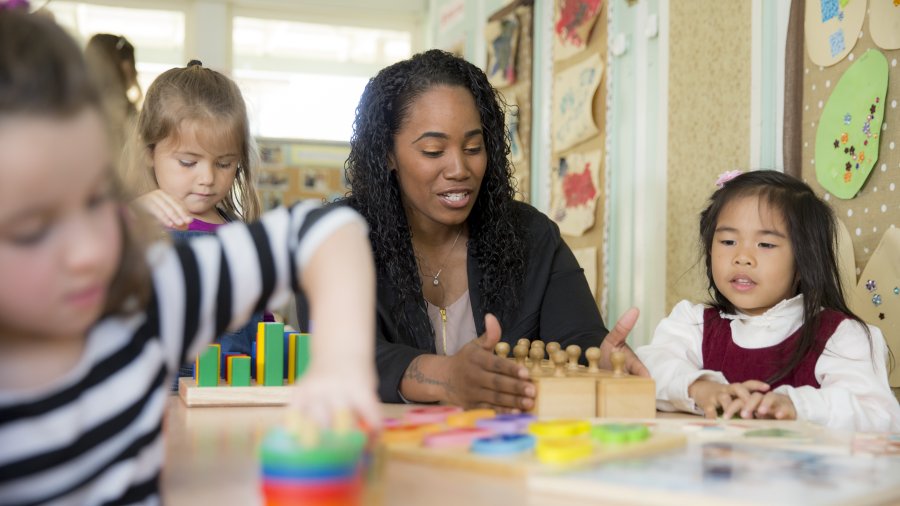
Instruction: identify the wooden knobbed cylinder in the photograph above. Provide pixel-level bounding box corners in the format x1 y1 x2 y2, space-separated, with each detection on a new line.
551 350 568 377
545 341 561 356
494 341 511 359
611 349 626 376
517 338 530 349
529 346 544 374
585 346 601 373
565 344 581 370
513 344 529 367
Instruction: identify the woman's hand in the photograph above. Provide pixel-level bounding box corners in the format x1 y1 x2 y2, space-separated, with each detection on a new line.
689 379 771 419
133 189 191 230
442 313 535 412
597 307 650 377
400 313 535 412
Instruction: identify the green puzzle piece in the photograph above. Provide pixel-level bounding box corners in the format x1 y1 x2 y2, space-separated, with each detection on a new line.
591 423 650 444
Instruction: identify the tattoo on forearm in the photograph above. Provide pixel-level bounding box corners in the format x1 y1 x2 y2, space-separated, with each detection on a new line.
404 356 452 392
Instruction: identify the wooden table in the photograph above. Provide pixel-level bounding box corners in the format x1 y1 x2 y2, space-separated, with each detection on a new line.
161 395 900 506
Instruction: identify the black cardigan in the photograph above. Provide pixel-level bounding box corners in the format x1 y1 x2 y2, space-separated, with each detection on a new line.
297 201 609 402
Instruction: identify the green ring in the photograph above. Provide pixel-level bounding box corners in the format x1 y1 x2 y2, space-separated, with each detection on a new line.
259 427 367 469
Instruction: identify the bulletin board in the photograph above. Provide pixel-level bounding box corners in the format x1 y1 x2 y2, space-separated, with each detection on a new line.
255 138 350 210
801 0 900 388
548 0 608 309
485 0 534 201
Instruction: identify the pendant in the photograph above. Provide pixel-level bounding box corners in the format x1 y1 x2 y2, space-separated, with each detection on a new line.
432 277 440 286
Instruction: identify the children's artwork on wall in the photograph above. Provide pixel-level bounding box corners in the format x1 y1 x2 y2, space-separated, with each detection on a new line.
552 53 603 152
814 49 888 199
256 138 349 208
805 0 867 66
259 144 284 166
486 14 519 87
505 96 525 166
869 0 900 50
550 149 602 236
572 247 598 297
553 0 603 61
849 228 900 388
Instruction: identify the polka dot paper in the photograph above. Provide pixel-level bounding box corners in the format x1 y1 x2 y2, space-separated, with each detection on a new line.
815 49 888 199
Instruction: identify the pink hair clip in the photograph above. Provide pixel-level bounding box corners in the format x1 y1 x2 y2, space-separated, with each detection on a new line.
715 170 742 188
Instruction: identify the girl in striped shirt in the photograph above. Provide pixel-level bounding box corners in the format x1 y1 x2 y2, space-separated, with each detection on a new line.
0 8 379 505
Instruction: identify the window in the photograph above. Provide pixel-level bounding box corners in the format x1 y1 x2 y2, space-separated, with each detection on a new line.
233 17 412 142
45 2 185 97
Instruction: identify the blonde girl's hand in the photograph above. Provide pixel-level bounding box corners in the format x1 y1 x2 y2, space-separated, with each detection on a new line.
133 189 191 230
689 379 770 419
288 366 382 433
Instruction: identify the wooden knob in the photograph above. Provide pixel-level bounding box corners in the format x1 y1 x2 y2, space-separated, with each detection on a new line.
585 347 601 373
529 347 545 375
513 344 529 366
517 338 530 349
545 342 561 356
494 342 511 359
611 350 626 376
565 344 581 370
552 350 568 377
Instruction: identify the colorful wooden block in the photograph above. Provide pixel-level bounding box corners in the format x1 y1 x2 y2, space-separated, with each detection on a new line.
256 322 267 384
227 355 251 387
221 352 240 379
263 322 284 386
196 343 221 387
287 332 311 384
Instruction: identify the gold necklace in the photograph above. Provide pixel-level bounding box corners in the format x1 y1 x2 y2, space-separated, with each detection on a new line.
419 227 462 287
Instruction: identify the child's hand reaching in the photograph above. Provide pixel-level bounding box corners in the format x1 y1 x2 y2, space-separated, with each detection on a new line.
289 365 382 432
722 391 796 421
134 189 192 230
688 378 770 419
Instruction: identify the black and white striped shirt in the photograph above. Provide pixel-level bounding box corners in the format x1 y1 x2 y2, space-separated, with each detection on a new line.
0 202 364 506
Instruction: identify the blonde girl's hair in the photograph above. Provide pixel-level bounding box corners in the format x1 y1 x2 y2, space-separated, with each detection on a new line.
0 9 151 314
130 60 260 222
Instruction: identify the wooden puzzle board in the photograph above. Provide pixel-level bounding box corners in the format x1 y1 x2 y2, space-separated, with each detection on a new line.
178 377 291 407
527 418 900 506
383 429 686 479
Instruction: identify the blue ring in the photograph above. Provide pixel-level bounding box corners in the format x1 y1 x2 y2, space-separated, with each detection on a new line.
471 434 536 456
261 464 358 480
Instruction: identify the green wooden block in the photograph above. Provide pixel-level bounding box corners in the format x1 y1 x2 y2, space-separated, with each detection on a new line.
197 344 221 387
294 333 310 380
228 355 251 387
263 322 284 386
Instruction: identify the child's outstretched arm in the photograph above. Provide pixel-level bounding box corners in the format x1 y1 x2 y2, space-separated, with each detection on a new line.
290 218 379 429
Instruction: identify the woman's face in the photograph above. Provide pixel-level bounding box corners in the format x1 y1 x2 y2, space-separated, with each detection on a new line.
390 85 487 234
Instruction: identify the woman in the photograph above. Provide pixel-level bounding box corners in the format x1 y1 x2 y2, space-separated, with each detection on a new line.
300 49 647 410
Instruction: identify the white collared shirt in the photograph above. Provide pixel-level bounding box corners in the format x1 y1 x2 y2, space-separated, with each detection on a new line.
636 295 900 432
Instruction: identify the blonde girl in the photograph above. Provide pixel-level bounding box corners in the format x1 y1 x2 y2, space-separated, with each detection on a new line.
0 10 378 505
